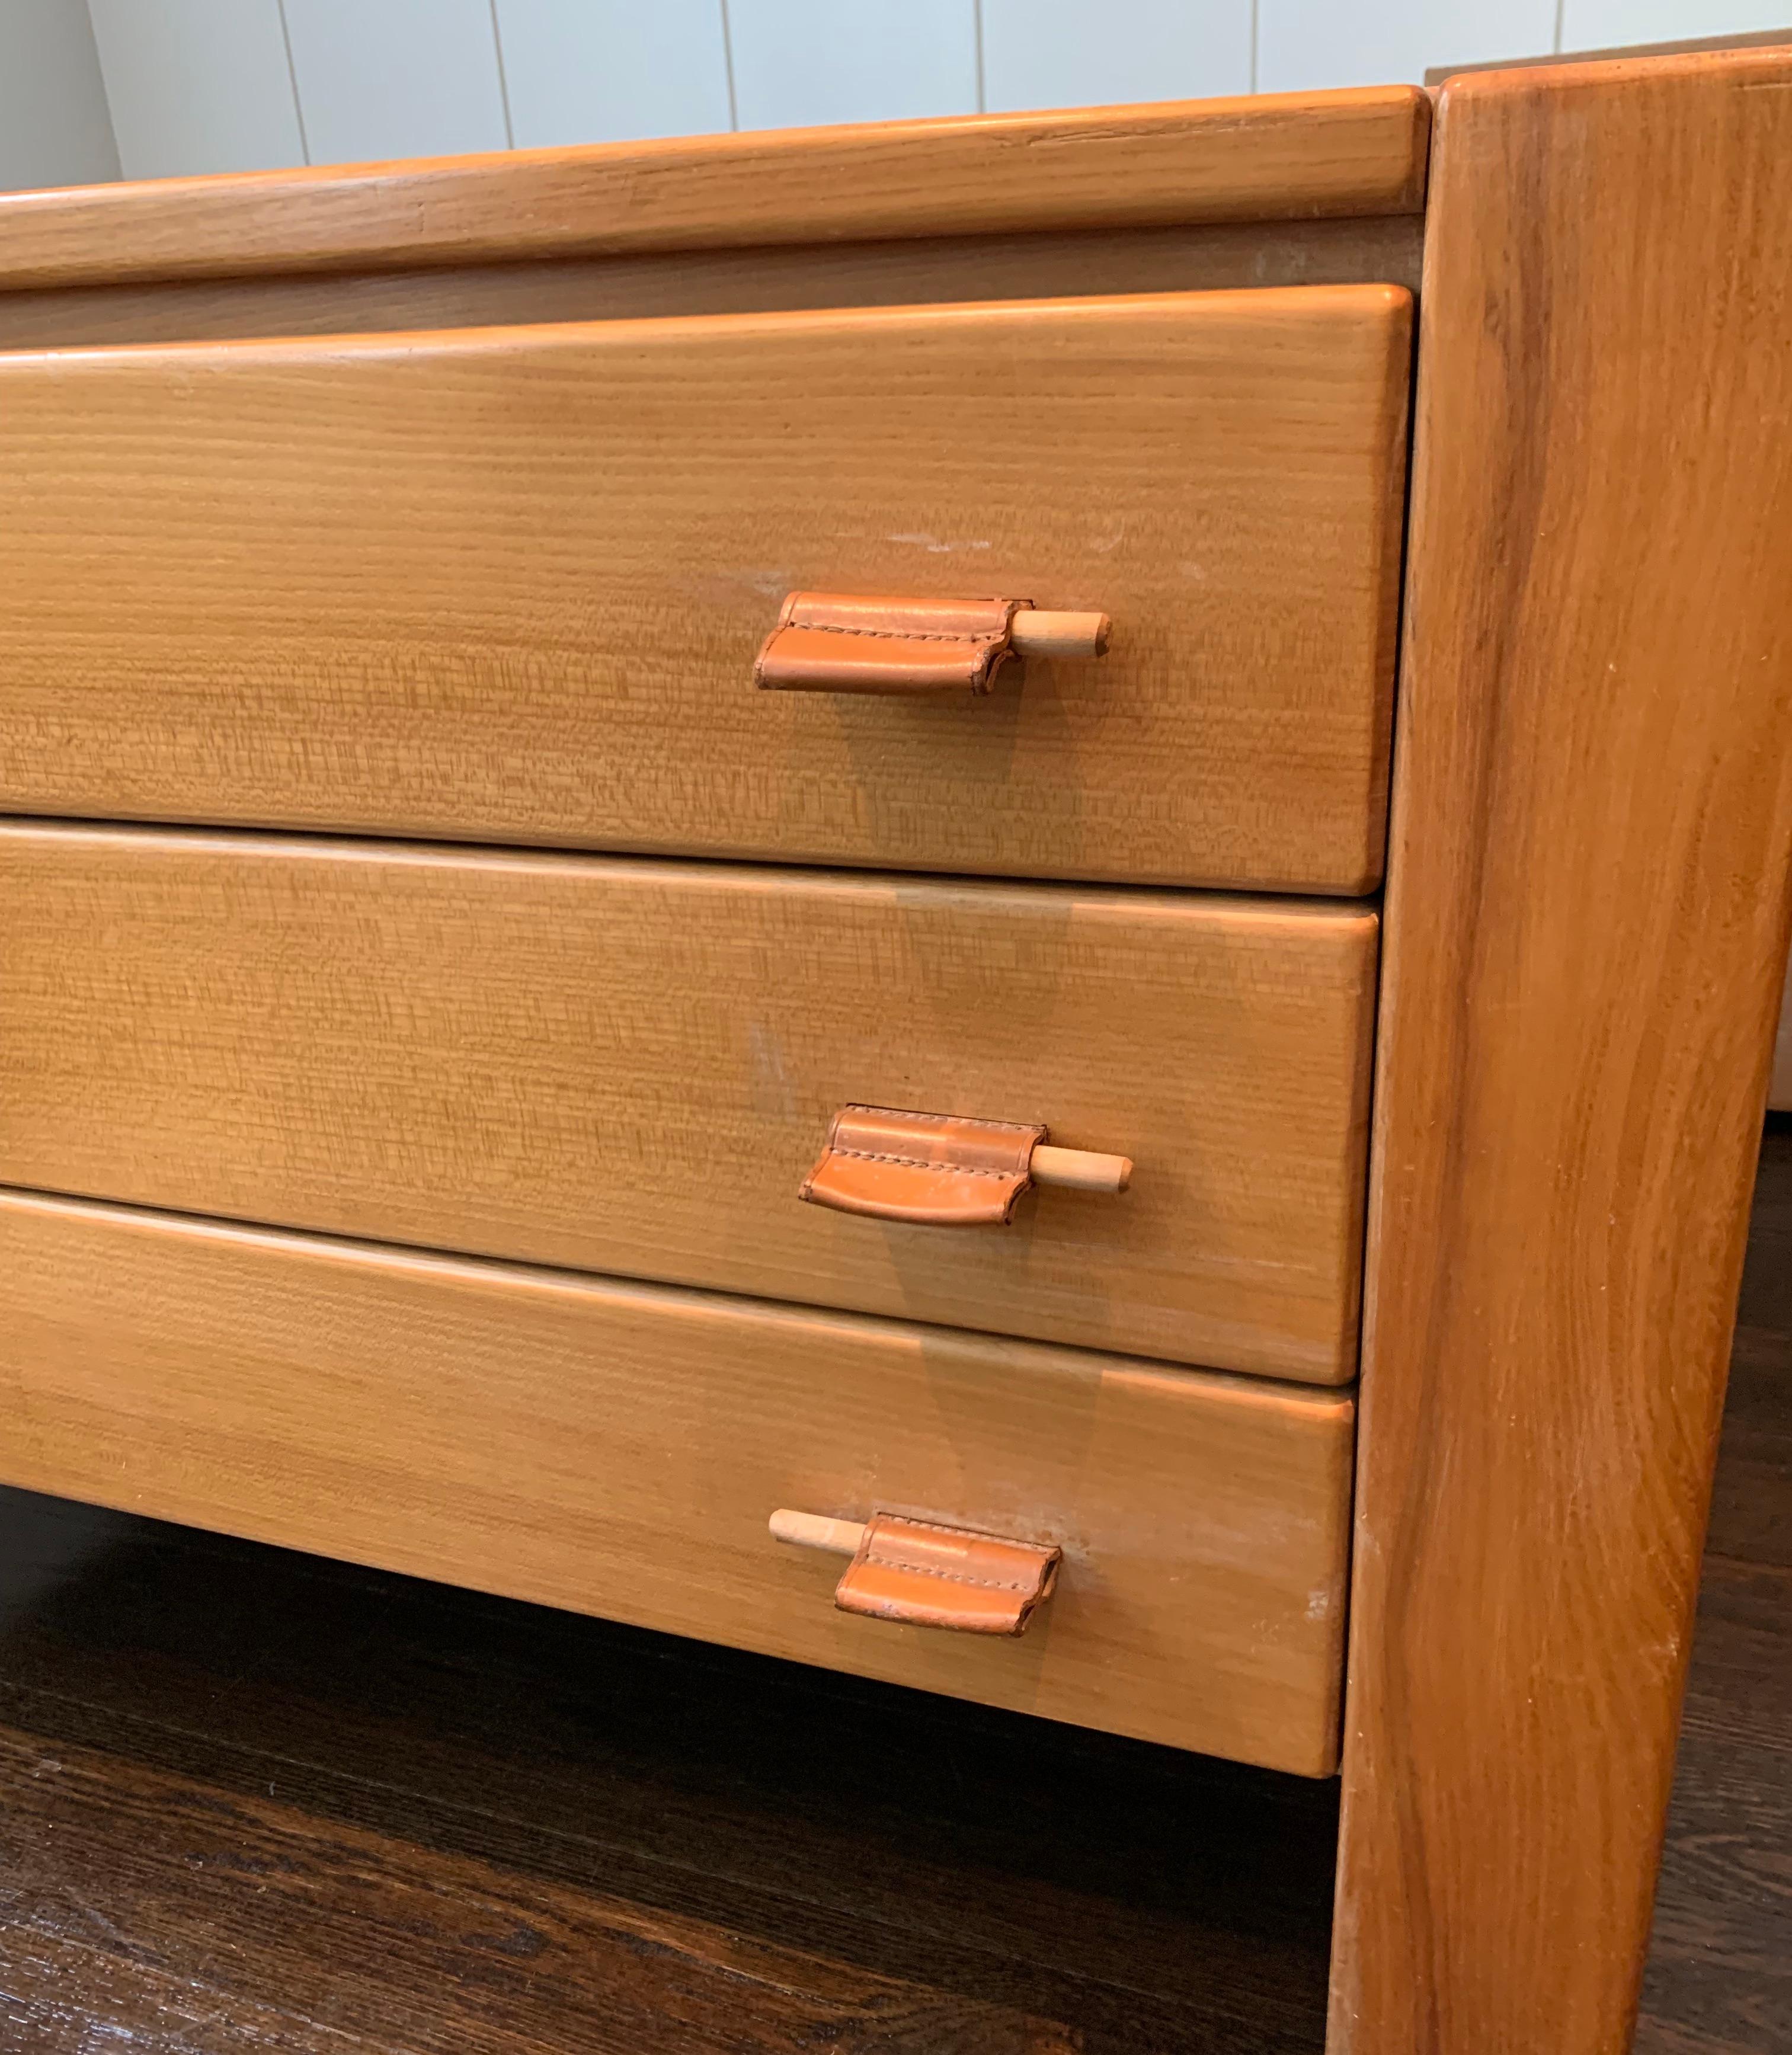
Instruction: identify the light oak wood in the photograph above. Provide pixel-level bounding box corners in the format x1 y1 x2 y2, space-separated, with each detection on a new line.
1428 24 1792 82
770 1511 869 1555
1028 1145 1132 1194
0 89 1429 294
0 823 1378 1384
1007 610 1111 660
0 289 1412 894
1332 50 1792 2055
0 216 1426 353
0 1187 1357 1775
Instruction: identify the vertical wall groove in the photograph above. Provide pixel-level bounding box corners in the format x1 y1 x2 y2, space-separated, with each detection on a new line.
274 0 311 164
487 0 515 146
719 0 740 130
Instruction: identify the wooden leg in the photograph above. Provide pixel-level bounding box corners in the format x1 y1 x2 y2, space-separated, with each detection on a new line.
1332 50 1792 2054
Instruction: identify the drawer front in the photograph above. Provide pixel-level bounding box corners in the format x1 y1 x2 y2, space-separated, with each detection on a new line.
0 824 1377 1382
0 1190 1355 1774
0 287 1410 893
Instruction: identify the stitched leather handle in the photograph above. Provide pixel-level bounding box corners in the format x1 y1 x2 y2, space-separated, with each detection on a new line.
799 1105 1132 1225
770 1507 1062 1637
754 591 1112 694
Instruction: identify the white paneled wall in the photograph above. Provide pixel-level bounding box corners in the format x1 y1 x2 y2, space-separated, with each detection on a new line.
494 0 734 147
983 0 1251 110
1258 0 1560 94
5 1 1791 190
0 0 117 191
1562 0 1792 43
283 0 510 163
87 0 301 180
728 0 980 129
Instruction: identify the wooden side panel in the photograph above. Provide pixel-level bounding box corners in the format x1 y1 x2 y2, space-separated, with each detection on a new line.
0 1189 1357 1775
0 88 1430 292
0 215 1427 351
1333 50 1792 2055
0 289 1412 895
0 824 1380 1383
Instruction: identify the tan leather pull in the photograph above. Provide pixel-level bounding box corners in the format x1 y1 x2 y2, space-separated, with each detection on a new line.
801 1105 1045 1225
754 591 1111 695
800 1104 1131 1225
770 1509 1062 1637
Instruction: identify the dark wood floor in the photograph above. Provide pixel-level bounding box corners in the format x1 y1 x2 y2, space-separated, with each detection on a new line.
1635 1117 1792 2055
1 1123 1786 2053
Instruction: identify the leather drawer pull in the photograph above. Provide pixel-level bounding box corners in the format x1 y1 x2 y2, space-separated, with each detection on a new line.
771 1508 1063 1637
799 1104 1132 1226
753 591 1112 694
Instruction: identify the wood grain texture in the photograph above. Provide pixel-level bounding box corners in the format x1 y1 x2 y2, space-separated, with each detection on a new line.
0 1722 1079 2054
1429 25 1792 85
0 1188 1356 1774
0 824 1378 1382
0 88 1430 293
1332 51 1792 2055
1631 1121 1792 2051
0 1483 1343 2054
1637 1121 1792 2055
1635 1565 1792 2055
0 214 1426 351
0 289 1412 895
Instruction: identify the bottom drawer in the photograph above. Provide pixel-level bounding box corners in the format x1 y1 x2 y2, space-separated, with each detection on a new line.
0 1190 1354 1775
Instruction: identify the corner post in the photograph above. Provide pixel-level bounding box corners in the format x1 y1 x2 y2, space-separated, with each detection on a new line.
1332 50 1792 2054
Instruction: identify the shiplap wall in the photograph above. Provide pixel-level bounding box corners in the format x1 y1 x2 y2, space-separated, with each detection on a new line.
0 0 117 190
0 0 1768 186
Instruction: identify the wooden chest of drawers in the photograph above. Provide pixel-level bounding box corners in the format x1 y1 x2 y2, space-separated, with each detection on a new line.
1 53 1788 2055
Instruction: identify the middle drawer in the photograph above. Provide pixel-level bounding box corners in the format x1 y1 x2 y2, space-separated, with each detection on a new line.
0 823 1376 1382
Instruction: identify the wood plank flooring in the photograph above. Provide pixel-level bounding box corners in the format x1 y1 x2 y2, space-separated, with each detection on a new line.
0 1121 1784 2052
1635 1117 1792 2054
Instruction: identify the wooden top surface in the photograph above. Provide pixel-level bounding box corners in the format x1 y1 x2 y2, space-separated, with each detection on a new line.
0 88 1431 295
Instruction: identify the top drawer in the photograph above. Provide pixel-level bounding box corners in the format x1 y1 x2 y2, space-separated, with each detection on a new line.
0 287 1410 892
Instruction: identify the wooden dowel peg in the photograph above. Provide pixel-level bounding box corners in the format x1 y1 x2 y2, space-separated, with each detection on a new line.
1009 609 1113 659
770 1509 866 1556
1029 1143 1133 1193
